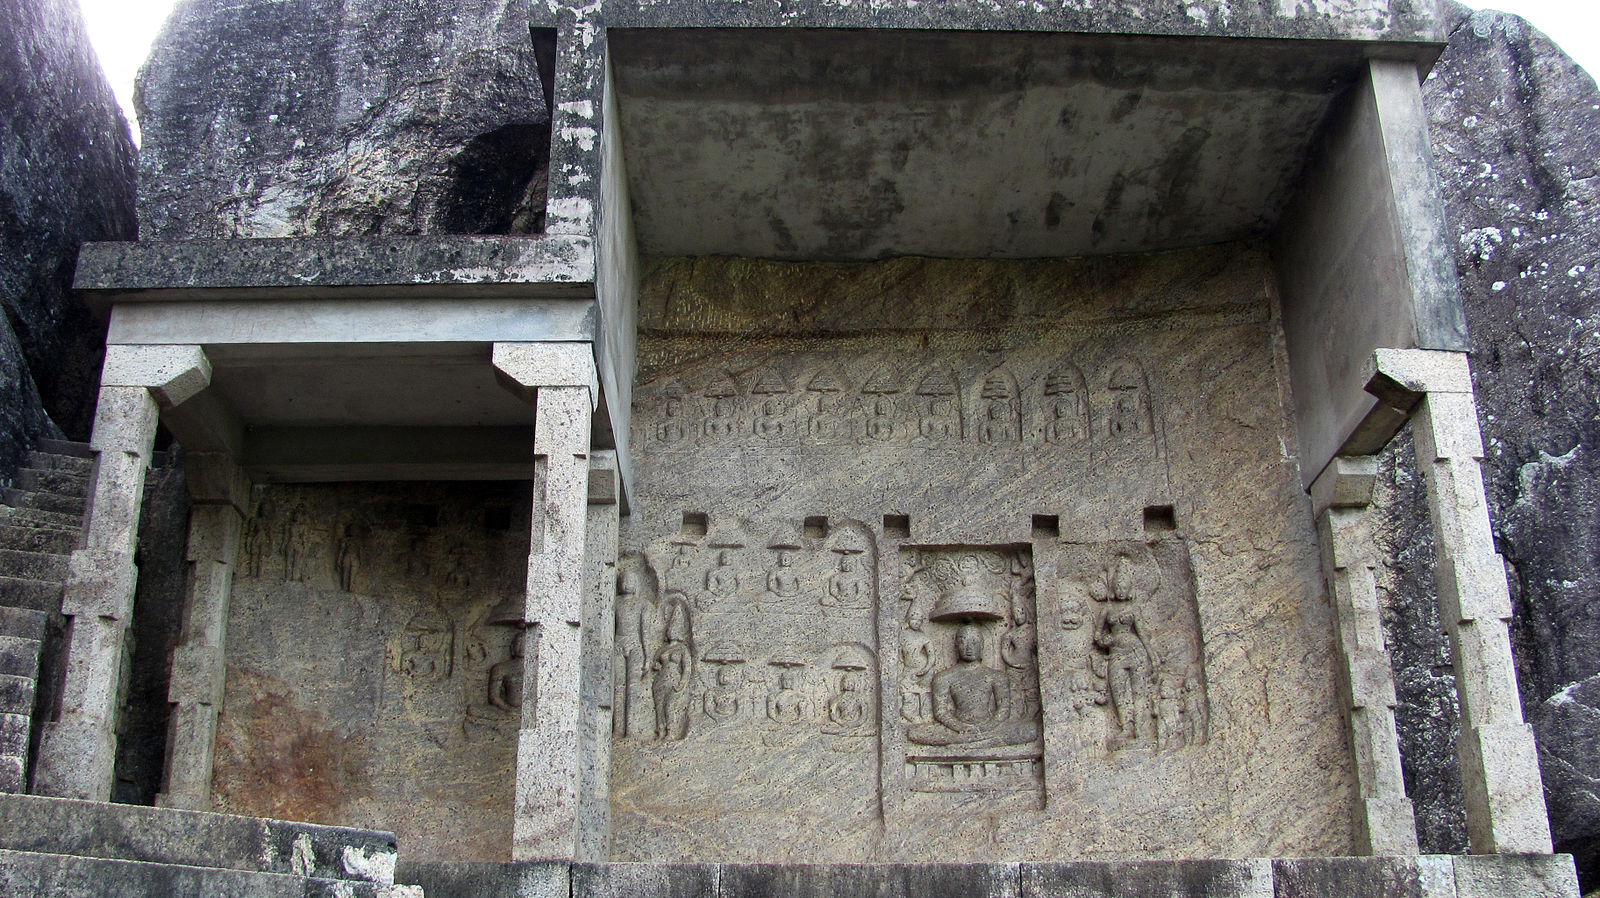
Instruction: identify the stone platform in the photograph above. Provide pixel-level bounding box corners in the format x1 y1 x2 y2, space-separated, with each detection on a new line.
403 855 1579 898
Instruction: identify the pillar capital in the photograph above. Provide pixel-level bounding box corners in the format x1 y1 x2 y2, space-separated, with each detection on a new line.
1364 348 1473 409
102 344 212 408
492 342 598 407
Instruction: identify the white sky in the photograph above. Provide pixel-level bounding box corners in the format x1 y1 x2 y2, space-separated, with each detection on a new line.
79 0 1600 145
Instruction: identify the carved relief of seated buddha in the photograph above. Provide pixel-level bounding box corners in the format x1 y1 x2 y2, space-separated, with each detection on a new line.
908 624 1040 749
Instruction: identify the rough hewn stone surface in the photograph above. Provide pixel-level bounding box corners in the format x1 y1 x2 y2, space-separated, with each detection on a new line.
211 481 532 863
615 246 1351 862
135 0 551 241
1373 3 1600 884
0 0 135 477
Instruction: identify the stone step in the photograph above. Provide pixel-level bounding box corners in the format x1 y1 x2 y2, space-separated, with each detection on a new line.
0 523 77 554
0 577 61 613
0 549 67 583
0 638 40 679
0 848 406 898
1 488 86 517
0 506 85 530
0 675 35 717
0 793 402 886
34 440 92 459
24 451 92 474
0 608 45 642
13 467 88 499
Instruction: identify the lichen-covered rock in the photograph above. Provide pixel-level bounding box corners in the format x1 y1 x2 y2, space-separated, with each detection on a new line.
0 0 136 475
1384 1 1600 883
136 0 551 240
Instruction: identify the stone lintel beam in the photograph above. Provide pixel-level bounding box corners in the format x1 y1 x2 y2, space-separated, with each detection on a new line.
500 342 595 861
37 346 212 802
1313 455 1419 856
1365 348 1554 855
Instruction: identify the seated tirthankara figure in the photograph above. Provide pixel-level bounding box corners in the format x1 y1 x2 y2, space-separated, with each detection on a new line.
908 624 1040 749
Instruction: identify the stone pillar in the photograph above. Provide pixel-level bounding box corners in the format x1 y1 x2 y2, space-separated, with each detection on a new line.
35 345 212 801
577 451 619 862
1367 348 1554 854
1312 455 1419 856
492 342 596 861
159 452 250 810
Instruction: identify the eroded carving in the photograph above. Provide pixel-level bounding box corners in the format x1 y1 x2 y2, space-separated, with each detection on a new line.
750 367 791 441
1057 538 1210 754
1043 363 1091 446
1106 360 1154 440
900 546 1042 791
914 371 961 441
703 373 741 439
487 629 524 712
651 595 696 742
861 366 901 441
977 370 1021 444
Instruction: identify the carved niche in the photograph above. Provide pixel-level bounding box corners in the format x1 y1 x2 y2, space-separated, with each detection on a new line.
898 546 1043 793
613 518 880 751
1054 537 1209 755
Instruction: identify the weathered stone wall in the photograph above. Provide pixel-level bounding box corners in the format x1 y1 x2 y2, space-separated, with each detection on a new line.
0 0 135 476
211 481 532 862
136 0 551 240
615 245 1353 862
1376 2 1600 884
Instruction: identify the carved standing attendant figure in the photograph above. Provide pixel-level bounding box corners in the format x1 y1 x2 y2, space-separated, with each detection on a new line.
651 600 695 741
488 630 525 712
1095 608 1154 744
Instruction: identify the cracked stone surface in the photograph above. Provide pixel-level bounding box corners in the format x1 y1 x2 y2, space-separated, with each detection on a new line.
135 0 551 241
1372 1 1600 884
0 0 135 475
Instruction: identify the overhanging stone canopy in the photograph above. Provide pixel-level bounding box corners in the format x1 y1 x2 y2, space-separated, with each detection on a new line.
26 0 1582 895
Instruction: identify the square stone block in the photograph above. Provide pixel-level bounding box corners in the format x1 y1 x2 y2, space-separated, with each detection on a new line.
1451 854 1579 898
721 863 1020 898
1271 857 1421 898
1023 860 1270 898
573 863 719 898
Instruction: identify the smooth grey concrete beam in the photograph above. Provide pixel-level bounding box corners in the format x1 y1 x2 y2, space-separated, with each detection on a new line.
575 1 1448 43
595 59 637 511
240 426 538 483
159 388 246 457
107 298 595 347
1274 58 1469 488
610 30 1425 261
75 235 595 303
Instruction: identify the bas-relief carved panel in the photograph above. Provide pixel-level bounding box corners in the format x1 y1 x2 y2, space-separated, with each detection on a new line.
621 255 1355 861
609 518 884 862
214 482 530 863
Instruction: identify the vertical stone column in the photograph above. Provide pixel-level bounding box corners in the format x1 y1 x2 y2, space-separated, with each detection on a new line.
577 451 619 862
159 452 250 810
492 342 596 861
1367 348 1554 854
1312 456 1419 855
35 345 211 801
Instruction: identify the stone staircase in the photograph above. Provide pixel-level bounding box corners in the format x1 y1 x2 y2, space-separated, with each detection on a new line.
0 792 420 896
0 439 90 794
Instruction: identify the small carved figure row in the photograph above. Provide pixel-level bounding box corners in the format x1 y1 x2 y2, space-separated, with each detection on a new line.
651 358 1156 449
241 502 480 595
616 629 879 742
658 527 875 616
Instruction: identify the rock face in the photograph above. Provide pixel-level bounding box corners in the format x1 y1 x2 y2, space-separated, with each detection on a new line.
136 0 551 240
1381 1 1600 882
613 246 1352 862
0 0 136 476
